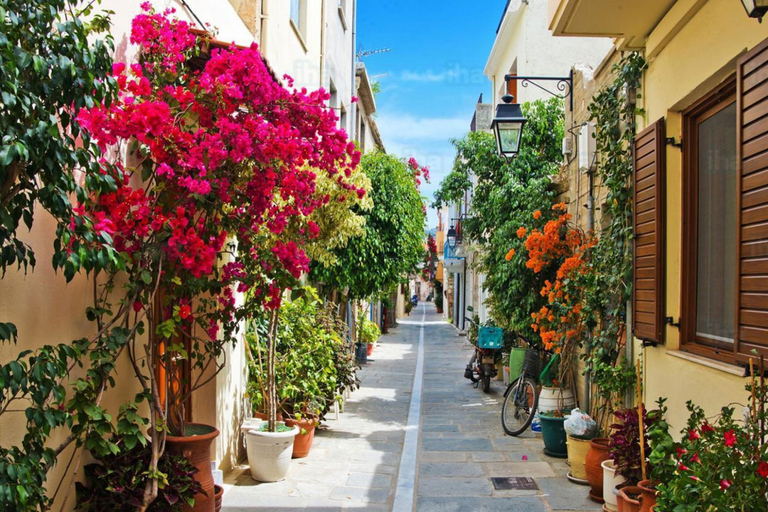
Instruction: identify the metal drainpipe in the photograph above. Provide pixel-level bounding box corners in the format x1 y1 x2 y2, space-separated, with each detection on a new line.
585 167 594 414
462 257 467 331
259 0 268 53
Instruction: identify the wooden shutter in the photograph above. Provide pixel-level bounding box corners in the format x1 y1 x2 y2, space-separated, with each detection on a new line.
736 38 768 360
507 73 518 101
633 119 666 344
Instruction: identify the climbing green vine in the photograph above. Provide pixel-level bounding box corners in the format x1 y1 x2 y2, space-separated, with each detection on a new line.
579 52 647 428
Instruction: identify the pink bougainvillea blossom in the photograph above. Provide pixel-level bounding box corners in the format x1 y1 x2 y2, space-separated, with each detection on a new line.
74 1 363 350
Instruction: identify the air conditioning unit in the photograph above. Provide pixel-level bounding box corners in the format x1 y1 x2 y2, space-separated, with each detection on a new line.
578 123 596 173
562 136 573 156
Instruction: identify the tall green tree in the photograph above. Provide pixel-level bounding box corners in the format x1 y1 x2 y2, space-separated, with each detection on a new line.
311 151 426 300
434 98 564 342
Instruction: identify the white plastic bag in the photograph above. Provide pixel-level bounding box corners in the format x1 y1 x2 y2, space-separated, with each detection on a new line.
564 408 597 438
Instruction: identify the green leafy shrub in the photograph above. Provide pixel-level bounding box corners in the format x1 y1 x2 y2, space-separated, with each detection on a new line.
358 319 380 345
247 288 356 419
75 443 202 511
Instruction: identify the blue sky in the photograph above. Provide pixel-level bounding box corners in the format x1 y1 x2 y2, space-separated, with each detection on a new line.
356 1 504 230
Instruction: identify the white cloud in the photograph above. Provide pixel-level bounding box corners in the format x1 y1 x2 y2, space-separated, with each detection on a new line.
400 69 462 82
376 113 469 143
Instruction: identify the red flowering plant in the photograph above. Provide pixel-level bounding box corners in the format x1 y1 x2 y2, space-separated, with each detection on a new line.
651 380 768 511
72 2 360 454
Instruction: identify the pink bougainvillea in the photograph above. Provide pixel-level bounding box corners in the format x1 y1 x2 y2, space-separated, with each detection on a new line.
75 4 363 337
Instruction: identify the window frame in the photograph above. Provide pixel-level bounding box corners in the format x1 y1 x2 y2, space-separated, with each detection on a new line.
290 0 308 50
680 75 738 364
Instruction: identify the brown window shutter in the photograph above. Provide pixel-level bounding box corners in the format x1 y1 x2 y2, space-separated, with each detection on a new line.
507 73 517 101
633 118 666 344
736 38 768 360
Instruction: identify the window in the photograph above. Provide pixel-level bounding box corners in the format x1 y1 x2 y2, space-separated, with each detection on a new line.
290 0 307 41
681 78 737 360
329 78 338 111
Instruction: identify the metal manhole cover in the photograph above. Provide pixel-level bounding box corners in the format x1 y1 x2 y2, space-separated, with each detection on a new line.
491 477 538 491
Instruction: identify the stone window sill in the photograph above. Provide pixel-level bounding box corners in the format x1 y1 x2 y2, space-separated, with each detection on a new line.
666 349 746 377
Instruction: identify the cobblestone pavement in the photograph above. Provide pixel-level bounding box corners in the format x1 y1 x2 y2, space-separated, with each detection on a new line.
221 302 601 511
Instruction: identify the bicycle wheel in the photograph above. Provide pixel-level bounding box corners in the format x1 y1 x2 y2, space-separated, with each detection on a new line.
481 372 491 393
501 376 538 436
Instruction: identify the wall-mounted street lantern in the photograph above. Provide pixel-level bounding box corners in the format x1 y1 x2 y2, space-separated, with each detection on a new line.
492 72 573 159
446 225 457 249
741 0 768 21
491 95 527 159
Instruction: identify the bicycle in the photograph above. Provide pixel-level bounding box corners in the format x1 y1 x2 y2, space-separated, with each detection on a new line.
500 342 557 436
462 316 502 393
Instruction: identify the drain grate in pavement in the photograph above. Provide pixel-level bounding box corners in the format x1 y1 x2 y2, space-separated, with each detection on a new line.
491 477 538 491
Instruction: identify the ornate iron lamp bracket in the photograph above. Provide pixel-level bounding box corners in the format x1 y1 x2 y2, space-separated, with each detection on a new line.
504 71 574 111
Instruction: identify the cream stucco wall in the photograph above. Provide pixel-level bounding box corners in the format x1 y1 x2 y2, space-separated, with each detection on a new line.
0 212 147 511
635 0 768 433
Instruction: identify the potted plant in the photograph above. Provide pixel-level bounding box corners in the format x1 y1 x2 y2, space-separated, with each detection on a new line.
564 408 598 483
75 439 203 512
585 437 611 504
359 317 381 357
650 380 768 512
539 409 572 458
608 407 654 510
246 288 353 462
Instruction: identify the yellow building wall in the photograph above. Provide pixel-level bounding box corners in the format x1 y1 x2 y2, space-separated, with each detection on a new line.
637 0 768 433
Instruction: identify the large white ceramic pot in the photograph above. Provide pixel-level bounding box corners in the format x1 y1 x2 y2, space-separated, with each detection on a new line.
601 459 625 512
243 422 299 482
537 386 576 414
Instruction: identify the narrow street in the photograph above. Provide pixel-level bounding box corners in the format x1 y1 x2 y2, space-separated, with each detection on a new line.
222 302 601 511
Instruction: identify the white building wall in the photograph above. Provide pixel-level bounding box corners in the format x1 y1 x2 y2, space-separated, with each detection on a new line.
324 1 356 137
485 0 612 106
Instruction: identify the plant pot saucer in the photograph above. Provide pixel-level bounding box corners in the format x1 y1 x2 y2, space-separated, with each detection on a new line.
566 471 589 485
543 448 568 459
589 490 606 504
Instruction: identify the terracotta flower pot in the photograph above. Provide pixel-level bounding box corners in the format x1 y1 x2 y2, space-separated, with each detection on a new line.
367 342 374 356
637 480 658 512
617 485 642 512
585 437 610 504
214 484 223 512
165 423 220 512
253 410 283 422
284 417 317 458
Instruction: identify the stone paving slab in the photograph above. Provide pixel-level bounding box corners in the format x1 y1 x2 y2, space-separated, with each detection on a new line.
416 496 547 512
221 302 601 511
